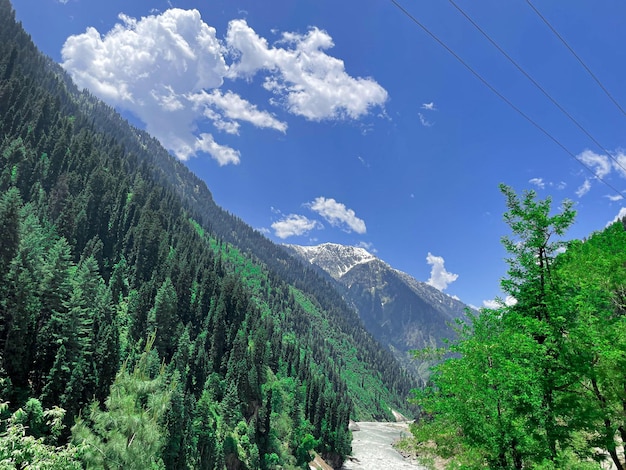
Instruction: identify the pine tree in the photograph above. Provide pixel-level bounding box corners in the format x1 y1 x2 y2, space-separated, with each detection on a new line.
72 335 173 470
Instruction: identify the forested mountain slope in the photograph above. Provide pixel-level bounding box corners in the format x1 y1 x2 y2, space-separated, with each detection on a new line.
0 1 415 468
284 243 468 382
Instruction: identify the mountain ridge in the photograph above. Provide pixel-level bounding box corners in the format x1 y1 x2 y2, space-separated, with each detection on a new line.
284 243 469 381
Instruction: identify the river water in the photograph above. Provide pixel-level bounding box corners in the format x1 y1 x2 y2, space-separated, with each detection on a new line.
340 422 427 470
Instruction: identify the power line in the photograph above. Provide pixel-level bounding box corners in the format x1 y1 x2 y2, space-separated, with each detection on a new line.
526 0 626 119
447 0 626 177
388 0 625 199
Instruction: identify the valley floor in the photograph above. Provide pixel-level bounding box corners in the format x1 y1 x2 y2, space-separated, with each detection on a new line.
338 422 427 470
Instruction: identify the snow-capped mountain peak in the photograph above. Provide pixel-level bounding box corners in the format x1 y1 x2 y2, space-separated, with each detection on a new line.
283 242 376 280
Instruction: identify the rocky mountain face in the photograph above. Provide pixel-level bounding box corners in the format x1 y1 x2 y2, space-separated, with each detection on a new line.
284 243 469 381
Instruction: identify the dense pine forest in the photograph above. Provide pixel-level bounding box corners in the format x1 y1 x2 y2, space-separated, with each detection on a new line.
0 1 418 468
405 186 626 469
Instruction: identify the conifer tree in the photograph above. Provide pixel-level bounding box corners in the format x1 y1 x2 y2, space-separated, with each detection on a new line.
72 335 173 470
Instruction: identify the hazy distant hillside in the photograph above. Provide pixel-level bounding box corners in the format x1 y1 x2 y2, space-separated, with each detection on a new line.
285 243 469 380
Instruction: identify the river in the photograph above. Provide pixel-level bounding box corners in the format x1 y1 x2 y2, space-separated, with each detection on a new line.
340 422 427 470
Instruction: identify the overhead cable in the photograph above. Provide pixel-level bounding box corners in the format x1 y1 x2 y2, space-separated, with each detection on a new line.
526 0 626 119
388 0 625 199
447 0 626 177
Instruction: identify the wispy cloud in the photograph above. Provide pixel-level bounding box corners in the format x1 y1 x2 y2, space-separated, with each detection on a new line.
606 194 624 202
189 89 287 135
421 102 436 111
425 252 458 291
418 112 433 128
308 197 366 234
356 241 377 253
271 214 322 239
576 178 591 198
529 177 545 189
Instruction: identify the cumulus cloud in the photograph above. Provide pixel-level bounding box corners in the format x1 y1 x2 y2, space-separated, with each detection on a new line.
529 177 545 189
226 19 388 120
61 9 384 165
308 197 366 234
272 214 322 239
425 252 458 291
61 9 237 163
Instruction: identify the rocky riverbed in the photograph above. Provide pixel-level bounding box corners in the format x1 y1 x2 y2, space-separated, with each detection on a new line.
340 422 427 470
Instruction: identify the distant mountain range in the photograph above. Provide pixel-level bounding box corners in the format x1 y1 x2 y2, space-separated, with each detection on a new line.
284 243 470 381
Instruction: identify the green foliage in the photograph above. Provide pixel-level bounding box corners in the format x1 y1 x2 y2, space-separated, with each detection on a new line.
0 2 421 467
0 401 83 469
410 186 626 469
72 335 173 469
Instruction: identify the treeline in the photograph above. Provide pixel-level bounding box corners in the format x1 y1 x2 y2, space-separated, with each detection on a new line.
410 185 626 469
0 0 415 468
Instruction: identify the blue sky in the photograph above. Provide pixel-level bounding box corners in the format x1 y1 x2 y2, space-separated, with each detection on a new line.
11 0 626 308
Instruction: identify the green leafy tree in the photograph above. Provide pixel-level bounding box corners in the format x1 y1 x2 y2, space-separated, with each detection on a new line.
412 186 580 469
0 401 83 469
556 222 626 469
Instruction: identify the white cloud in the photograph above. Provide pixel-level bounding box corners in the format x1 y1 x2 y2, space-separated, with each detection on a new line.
613 151 626 178
425 252 458 291
576 178 591 198
61 9 237 163
482 295 517 309
226 19 387 120
421 102 436 111
578 150 611 178
189 89 287 134
61 10 386 165
529 177 545 189
606 207 626 227
308 197 366 234
195 134 240 165
418 112 433 127
272 214 322 239
356 241 377 253
606 194 624 202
